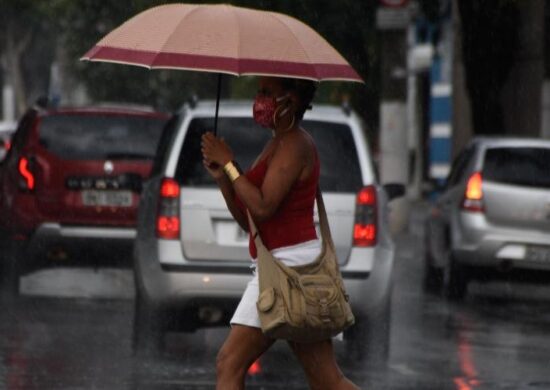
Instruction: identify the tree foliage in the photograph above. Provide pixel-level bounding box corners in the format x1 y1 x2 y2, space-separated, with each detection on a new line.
0 0 57 114
56 0 219 110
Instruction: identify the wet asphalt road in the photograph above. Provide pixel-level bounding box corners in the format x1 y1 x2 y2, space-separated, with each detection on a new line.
2 203 550 389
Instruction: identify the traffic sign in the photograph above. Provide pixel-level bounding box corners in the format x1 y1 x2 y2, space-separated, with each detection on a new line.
379 0 409 7
376 7 411 29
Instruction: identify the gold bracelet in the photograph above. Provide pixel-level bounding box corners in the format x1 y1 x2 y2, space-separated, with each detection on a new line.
223 161 241 182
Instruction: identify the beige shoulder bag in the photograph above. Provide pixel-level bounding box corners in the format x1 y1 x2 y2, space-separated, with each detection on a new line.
248 187 355 343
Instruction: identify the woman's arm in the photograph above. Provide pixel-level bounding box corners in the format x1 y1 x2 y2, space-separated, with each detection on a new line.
202 158 248 231
216 172 249 231
202 131 311 222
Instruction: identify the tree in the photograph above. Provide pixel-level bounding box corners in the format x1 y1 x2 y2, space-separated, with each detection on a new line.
457 0 520 135
0 1 56 116
57 0 218 111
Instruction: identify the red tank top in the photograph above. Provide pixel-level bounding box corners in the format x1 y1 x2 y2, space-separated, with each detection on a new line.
235 151 320 259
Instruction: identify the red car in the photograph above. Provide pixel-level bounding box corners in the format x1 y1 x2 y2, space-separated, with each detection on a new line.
0 105 169 296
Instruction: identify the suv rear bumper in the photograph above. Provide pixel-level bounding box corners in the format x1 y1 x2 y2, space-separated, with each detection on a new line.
17 223 136 275
135 239 394 320
454 213 550 272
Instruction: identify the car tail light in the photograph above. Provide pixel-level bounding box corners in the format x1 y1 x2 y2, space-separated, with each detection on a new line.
462 171 484 212
156 178 180 239
247 359 262 376
5 140 11 151
18 157 35 191
353 185 377 247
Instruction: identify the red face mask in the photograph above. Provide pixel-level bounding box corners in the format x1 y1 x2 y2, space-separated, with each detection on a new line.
253 94 289 128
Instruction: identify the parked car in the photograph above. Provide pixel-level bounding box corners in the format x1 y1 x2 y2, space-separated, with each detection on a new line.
424 137 550 300
132 100 405 360
0 105 169 296
0 121 16 162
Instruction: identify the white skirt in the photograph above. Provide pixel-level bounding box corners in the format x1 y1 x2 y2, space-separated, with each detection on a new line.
230 239 322 329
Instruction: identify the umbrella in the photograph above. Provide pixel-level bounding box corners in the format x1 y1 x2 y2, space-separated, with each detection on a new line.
82 3 363 134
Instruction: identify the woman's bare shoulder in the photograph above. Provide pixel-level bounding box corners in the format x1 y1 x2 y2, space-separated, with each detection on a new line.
269 130 315 175
277 129 313 154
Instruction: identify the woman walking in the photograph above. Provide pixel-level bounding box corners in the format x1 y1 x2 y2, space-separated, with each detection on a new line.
201 76 360 390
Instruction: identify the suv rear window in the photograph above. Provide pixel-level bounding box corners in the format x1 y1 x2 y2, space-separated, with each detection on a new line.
483 147 550 188
38 114 166 160
175 117 362 192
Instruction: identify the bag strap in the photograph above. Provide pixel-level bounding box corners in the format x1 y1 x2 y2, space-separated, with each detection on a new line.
314 185 336 251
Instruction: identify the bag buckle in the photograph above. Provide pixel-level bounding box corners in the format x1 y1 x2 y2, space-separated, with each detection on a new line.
319 298 331 322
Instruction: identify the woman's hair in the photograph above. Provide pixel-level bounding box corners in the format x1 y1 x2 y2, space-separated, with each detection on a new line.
280 78 317 121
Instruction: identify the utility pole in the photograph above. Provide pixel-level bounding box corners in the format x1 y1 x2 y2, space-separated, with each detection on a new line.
451 0 473 157
377 0 411 233
541 1 550 139
500 0 544 137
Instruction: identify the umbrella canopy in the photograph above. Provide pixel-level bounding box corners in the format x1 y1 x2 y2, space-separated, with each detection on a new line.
82 3 363 83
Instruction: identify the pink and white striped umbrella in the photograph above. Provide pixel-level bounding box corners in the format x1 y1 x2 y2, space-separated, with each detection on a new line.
82 3 363 83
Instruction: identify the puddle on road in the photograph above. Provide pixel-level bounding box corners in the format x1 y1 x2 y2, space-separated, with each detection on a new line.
19 268 134 299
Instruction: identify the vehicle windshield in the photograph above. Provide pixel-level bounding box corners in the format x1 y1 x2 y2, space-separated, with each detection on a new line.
482 147 550 189
38 114 166 160
175 117 363 192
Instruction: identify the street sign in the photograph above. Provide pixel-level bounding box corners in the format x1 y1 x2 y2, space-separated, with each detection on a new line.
376 7 411 29
379 0 409 7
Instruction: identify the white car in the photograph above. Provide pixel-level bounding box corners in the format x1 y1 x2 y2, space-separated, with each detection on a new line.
133 100 404 361
424 137 550 300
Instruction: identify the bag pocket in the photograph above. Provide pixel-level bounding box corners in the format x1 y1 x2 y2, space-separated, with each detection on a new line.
298 275 345 328
299 275 339 305
257 287 276 313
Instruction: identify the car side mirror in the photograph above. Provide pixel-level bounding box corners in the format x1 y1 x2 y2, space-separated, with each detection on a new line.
383 183 405 201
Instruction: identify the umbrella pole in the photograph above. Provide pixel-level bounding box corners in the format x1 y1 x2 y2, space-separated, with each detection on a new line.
213 73 222 136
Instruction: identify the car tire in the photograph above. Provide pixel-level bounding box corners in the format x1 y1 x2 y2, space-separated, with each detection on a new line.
132 291 166 358
0 239 21 300
444 255 468 301
423 258 443 294
344 294 391 369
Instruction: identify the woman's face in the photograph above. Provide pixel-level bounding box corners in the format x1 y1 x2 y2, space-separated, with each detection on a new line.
252 77 294 129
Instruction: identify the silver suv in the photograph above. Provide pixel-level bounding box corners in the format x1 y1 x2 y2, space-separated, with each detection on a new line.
424 137 550 300
133 100 404 359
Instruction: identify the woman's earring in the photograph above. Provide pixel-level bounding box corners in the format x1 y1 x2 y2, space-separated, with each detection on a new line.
273 104 287 129
285 114 296 132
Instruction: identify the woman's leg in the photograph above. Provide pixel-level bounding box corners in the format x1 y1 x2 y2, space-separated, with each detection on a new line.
216 324 275 390
288 339 360 390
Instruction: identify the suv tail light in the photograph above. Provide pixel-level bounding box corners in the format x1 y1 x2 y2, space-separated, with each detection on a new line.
353 186 377 247
18 157 35 191
156 178 180 239
462 171 484 212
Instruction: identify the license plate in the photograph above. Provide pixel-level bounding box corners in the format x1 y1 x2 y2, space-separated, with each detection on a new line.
82 190 133 207
526 246 550 263
214 220 248 245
